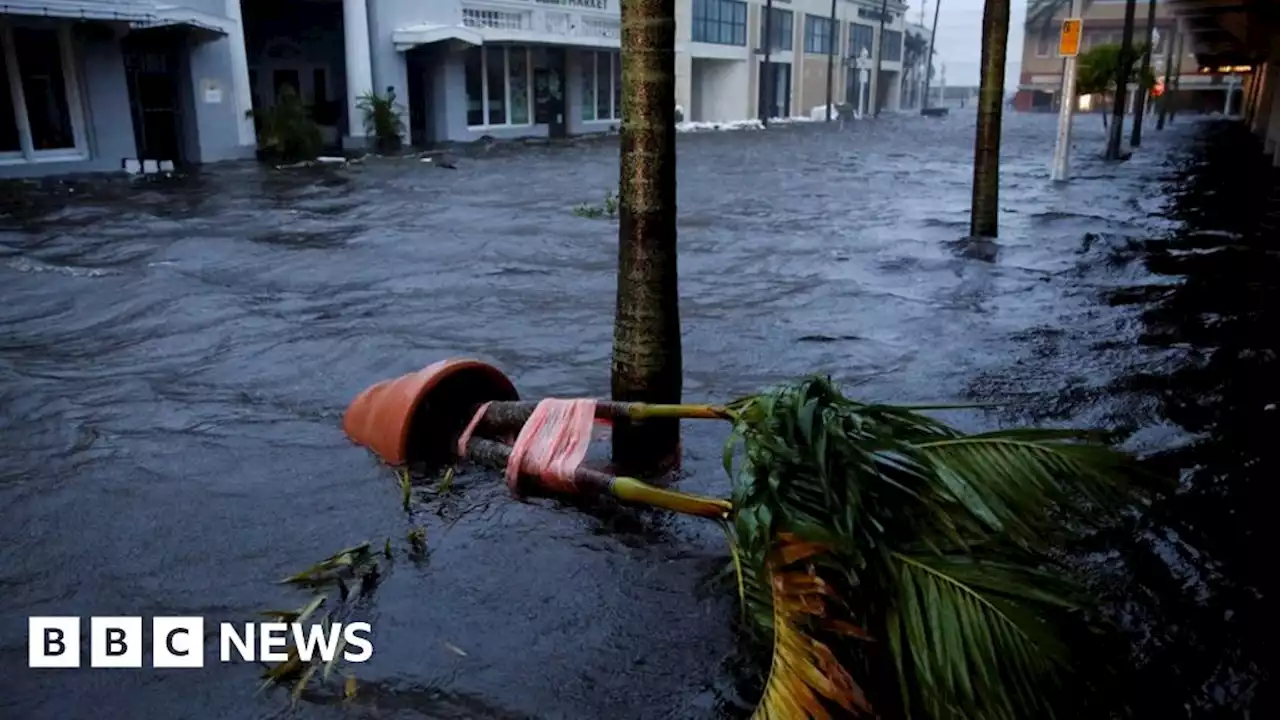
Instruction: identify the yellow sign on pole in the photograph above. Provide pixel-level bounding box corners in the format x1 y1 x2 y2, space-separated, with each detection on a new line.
1059 18 1083 57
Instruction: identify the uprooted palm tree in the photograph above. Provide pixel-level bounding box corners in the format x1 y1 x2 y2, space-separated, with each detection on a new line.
722 376 1153 718
266 374 1154 717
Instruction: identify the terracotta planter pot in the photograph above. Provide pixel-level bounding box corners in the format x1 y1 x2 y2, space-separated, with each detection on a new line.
343 358 519 467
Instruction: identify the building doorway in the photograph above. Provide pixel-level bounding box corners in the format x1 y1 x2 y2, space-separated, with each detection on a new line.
758 61 791 119
121 29 186 164
534 47 567 138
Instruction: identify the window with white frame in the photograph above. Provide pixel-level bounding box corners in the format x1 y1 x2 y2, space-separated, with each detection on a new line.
580 50 621 122
1 24 86 163
464 45 531 128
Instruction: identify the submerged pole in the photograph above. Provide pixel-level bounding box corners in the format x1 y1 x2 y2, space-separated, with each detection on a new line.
1105 0 1138 160
1051 0 1083 182
873 0 890 116
761 0 774 125
825 0 837 121
612 0 682 475
1169 20 1184 123
1130 0 1158 147
970 0 1011 238
1156 15 1175 130
923 0 942 110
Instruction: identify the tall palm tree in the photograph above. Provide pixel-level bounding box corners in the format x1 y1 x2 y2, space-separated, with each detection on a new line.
1105 0 1139 159
1129 0 1158 146
612 0 683 475
970 0 1011 238
726 377 1152 718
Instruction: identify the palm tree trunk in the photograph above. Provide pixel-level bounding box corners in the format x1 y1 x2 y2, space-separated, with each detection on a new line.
1156 16 1176 130
1130 0 1158 146
1105 0 1138 159
612 0 682 476
969 0 1010 238
1169 21 1184 123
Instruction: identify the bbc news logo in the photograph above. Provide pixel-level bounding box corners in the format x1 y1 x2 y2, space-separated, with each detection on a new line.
29 617 373 668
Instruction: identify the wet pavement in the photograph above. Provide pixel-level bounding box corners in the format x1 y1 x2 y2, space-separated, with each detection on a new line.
1 111 1270 719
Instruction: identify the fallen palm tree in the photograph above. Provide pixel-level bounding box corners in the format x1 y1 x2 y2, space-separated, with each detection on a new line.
336 358 1151 718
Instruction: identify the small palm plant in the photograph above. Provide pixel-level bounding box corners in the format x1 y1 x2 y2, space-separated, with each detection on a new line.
248 86 323 163
357 88 406 154
721 377 1150 718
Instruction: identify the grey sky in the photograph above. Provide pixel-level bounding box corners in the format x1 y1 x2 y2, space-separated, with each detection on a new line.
916 0 1028 90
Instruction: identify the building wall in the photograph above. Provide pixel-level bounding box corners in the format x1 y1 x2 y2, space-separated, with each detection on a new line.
0 18 136 179
185 32 256 162
3 1 255 178
373 0 904 137
799 53 832 115
75 26 139 174
181 0 255 160
691 58 750 121
675 0 694 114
1017 0 1202 111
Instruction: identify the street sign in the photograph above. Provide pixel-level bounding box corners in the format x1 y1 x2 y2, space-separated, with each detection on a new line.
1059 18 1082 57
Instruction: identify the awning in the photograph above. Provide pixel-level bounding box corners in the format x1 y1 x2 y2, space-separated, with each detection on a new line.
134 5 232 37
393 24 484 52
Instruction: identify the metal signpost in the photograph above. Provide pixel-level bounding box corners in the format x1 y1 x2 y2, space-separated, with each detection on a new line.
853 48 873 118
1050 8 1083 182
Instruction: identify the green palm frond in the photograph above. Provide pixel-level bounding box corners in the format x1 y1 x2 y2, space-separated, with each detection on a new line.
887 552 1082 720
723 376 1155 719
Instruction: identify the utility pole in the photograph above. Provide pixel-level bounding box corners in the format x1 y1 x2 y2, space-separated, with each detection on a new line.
1156 17 1175 129
1105 0 1138 160
923 0 941 111
1130 0 1158 146
761 0 774 125
1169 20 1184 123
825 0 837 121
1051 1 1083 182
873 0 889 116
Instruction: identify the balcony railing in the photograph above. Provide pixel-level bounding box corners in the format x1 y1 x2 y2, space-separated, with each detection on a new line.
462 7 532 31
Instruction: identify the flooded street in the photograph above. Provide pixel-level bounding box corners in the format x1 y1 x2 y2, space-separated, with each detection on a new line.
1 112 1268 718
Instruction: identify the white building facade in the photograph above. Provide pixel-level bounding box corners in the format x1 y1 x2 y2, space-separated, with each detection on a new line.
356 0 907 143
1 0 909 179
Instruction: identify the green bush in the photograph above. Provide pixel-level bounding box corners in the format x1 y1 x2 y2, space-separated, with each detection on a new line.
357 88 407 154
247 87 323 163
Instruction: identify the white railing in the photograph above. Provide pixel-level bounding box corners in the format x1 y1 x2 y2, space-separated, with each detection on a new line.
462 7 531 31
579 17 620 40
460 3 619 44
544 10 571 34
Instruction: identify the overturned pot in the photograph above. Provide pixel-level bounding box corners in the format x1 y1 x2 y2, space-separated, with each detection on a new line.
342 358 519 467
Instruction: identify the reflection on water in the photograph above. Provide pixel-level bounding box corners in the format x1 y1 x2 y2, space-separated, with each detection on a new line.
0 114 1269 718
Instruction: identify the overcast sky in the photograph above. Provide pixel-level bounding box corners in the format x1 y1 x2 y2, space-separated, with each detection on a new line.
918 0 1028 90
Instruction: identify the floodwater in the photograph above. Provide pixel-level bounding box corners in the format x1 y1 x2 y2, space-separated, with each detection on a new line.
0 112 1269 719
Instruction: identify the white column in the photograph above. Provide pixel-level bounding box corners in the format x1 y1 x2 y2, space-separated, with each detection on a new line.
344 0 375 140
1266 68 1280 156
225 0 256 149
